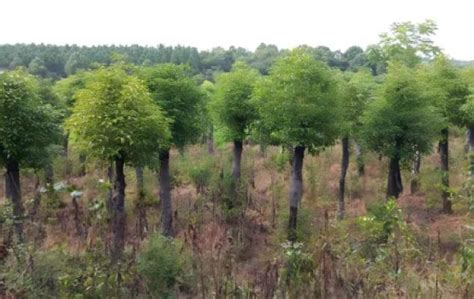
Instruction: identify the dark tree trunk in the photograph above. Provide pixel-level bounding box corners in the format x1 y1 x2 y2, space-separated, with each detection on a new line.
387 157 403 199
207 127 214 155
106 164 114 215
136 167 144 197
410 151 421 194
159 150 173 237
337 137 349 220
439 128 452 214
5 159 24 242
62 134 69 157
468 126 474 177
354 142 365 176
135 166 148 239
78 154 86 177
44 162 54 186
111 157 126 263
288 146 305 241
231 140 243 181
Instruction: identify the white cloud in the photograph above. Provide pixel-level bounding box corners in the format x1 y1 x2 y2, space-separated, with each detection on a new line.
1 0 473 60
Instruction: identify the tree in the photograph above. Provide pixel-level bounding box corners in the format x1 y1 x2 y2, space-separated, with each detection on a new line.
335 70 376 219
378 20 441 68
253 50 340 240
0 70 61 241
418 56 470 212
200 80 216 154
210 61 259 201
361 63 441 199
461 67 474 177
54 72 92 175
139 64 202 237
66 65 170 261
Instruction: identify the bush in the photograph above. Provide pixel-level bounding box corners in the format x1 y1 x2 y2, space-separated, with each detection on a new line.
138 234 194 297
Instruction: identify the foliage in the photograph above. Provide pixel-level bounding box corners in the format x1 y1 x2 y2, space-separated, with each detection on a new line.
138 234 193 297
0 69 61 168
418 55 471 128
66 65 171 165
138 63 203 149
210 61 259 142
253 49 340 149
361 63 441 161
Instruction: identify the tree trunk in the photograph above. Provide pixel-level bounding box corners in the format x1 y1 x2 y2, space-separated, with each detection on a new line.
5 159 24 242
136 167 144 198
159 150 173 237
207 127 214 155
62 134 69 157
468 126 474 177
111 157 126 263
135 166 148 239
106 164 114 215
78 154 86 176
231 140 243 181
439 128 452 214
410 151 421 194
288 146 305 241
337 137 349 220
44 162 54 186
387 157 403 199
354 142 365 176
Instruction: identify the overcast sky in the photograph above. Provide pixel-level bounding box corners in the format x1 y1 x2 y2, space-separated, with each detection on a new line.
1 0 473 60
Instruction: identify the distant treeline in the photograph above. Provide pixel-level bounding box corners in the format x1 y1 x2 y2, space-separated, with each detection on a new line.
0 43 381 80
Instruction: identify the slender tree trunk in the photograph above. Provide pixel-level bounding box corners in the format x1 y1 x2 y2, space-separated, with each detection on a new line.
387 157 403 199
111 157 126 263
207 127 214 155
62 134 69 157
135 166 148 239
231 140 243 181
338 137 349 220
159 150 173 237
78 154 86 177
106 164 114 215
439 128 452 214
468 126 474 177
5 159 24 242
354 142 365 176
288 146 304 241
410 151 421 194
136 167 144 197
44 162 54 186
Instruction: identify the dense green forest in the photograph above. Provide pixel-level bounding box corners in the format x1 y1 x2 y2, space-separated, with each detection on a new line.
0 20 474 298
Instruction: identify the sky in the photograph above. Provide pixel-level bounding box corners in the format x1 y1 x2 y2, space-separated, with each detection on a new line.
1 0 473 60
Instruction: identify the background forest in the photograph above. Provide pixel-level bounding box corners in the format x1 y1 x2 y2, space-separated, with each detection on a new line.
0 20 474 298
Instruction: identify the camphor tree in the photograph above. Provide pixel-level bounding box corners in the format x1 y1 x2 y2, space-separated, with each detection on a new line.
460 67 474 178
361 63 441 199
0 69 61 241
461 96 474 177
54 71 92 175
210 61 259 203
418 56 470 213
335 70 376 219
139 64 202 237
200 80 216 154
253 50 340 240
66 65 170 261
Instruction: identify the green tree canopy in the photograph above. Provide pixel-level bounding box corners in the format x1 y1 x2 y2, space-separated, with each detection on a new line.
66 66 170 166
0 70 61 168
210 61 259 143
253 50 340 150
138 64 202 149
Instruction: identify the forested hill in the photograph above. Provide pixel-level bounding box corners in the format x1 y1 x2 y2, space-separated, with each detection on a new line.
0 43 376 79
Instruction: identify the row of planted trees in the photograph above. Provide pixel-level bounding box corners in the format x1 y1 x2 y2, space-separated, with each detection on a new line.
1 21 474 265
